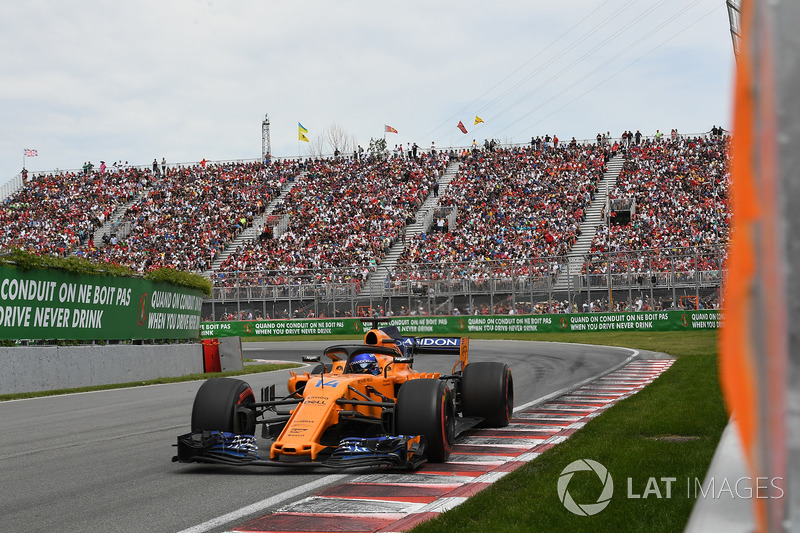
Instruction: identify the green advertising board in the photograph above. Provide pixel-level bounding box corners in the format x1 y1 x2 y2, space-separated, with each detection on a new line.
0 266 204 341
201 318 364 338
200 310 721 338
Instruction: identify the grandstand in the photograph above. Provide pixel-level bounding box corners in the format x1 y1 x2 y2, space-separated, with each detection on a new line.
0 131 729 320
213 153 448 289
77 160 298 272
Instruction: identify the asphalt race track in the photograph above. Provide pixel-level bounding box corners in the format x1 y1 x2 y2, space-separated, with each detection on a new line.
0 339 640 533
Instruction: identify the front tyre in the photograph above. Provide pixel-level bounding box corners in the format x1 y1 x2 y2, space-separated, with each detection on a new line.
460 362 513 427
395 379 455 462
191 378 256 435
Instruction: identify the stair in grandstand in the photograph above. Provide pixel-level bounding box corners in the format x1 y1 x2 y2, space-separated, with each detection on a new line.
359 160 462 300
204 171 307 275
552 154 624 292
92 187 152 248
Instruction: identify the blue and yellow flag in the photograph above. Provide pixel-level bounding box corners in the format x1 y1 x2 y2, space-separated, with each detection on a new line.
298 122 308 134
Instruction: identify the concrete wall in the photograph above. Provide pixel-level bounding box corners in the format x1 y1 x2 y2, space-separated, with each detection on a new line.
0 343 204 395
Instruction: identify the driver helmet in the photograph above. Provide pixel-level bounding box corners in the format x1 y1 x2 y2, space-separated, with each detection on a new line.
351 353 380 375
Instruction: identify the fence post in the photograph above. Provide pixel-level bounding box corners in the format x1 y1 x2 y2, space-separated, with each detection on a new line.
236 277 241 320
314 280 319 317
287 282 293 318
566 256 572 313
387 267 393 316
350 283 356 318
448 267 453 314
627 253 632 309
489 267 495 314
211 283 216 321
671 254 677 308
607 255 612 312
511 264 516 312
587 257 592 310
529 259 535 314
695 247 700 307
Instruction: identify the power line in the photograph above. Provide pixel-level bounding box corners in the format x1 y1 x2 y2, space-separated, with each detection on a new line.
485 0 671 130
505 3 723 140
417 0 617 142
421 0 723 146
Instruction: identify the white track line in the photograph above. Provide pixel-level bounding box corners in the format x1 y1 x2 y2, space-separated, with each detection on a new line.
176 474 348 533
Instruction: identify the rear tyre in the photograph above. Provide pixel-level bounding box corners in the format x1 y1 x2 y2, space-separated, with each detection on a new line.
395 379 455 462
460 362 513 427
191 378 256 435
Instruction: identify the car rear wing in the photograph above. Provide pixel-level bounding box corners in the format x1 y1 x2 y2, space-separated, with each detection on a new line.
401 336 469 372
359 318 469 372
400 336 461 353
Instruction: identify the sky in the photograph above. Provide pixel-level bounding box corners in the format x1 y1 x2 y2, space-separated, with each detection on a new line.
0 0 735 186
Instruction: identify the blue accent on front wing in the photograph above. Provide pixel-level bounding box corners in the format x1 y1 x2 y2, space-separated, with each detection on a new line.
327 435 418 466
209 431 261 460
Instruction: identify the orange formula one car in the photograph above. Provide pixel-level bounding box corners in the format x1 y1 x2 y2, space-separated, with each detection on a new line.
173 319 513 469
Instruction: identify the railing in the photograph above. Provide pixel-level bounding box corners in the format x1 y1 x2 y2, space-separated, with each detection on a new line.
425 206 457 233
271 214 290 238
202 245 726 320
109 219 132 240
0 175 24 202
243 214 289 240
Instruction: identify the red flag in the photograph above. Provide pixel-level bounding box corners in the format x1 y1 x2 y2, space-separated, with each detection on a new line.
385 125 398 134
457 121 468 134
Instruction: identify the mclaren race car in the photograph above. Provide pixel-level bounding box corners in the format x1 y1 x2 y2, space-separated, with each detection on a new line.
173 319 513 469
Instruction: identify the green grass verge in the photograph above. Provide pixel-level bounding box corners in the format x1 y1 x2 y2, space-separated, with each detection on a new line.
410 330 725 533
0 363 301 402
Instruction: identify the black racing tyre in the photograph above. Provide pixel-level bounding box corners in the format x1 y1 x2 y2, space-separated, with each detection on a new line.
395 379 455 462
191 378 256 435
460 362 513 427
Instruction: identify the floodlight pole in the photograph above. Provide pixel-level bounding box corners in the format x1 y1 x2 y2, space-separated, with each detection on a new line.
262 114 271 161
726 0 742 64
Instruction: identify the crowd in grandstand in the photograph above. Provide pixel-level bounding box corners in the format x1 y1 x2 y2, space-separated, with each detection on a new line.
0 167 148 256
0 129 729 315
74 160 298 272
212 152 449 288
392 142 607 284
584 133 730 276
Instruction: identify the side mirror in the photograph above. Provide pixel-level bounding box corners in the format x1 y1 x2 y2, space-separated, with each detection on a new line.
302 355 321 363
393 357 413 365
